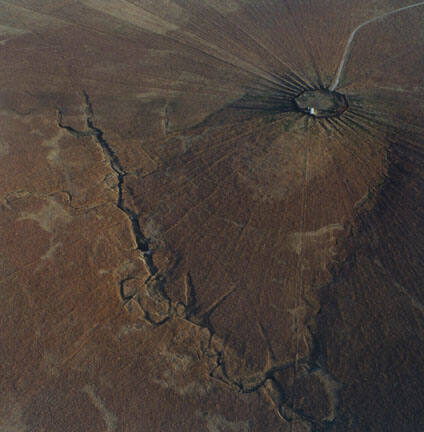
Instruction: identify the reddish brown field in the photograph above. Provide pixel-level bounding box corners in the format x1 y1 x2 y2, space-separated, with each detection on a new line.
1 1 423 431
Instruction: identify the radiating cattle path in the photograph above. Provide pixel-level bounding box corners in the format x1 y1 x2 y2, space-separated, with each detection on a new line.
330 1 424 91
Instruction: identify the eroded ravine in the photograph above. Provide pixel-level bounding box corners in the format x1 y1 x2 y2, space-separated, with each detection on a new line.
57 89 362 430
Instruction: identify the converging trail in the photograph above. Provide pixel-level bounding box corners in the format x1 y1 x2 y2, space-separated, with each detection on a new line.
330 1 424 91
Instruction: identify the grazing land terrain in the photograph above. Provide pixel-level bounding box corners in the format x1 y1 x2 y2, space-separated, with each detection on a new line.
1 1 423 431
